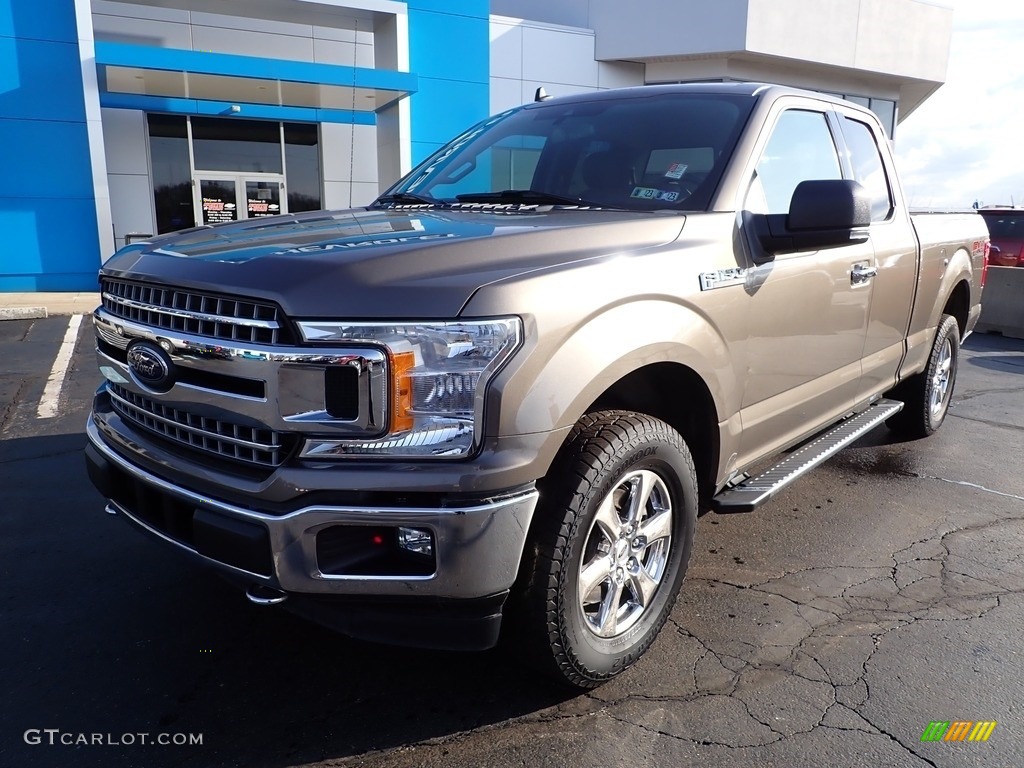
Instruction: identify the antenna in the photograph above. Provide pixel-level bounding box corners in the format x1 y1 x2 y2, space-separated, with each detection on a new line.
534 87 551 102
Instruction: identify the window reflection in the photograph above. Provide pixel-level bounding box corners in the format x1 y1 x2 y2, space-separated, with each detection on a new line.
148 114 196 234
192 117 283 173
146 115 323 233
841 117 894 221
750 110 842 215
284 123 322 212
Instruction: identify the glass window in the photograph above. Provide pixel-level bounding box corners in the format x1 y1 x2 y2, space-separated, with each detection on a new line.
147 114 195 234
192 117 283 173
394 93 755 211
747 110 842 215
284 123 321 212
491 135 546 192
869 98 896 137
199 179 239 225
841 116 893 222
245 180 281 218
979 212 1024 239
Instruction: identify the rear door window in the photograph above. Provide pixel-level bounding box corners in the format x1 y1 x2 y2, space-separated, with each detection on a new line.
840 116 894 222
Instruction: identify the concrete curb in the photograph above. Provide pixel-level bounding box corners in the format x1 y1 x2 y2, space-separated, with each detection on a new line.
0 306 48 321
1 293 100 320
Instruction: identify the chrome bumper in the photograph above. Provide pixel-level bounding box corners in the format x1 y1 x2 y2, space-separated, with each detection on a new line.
86 415 538 600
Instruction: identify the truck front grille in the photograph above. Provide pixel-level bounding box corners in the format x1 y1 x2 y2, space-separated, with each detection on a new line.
108 383 291 468
101 278 286 345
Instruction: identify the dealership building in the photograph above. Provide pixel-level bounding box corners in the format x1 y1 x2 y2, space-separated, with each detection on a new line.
2 0 952 291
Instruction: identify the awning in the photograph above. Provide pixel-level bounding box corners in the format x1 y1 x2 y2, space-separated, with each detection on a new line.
95 41 416 115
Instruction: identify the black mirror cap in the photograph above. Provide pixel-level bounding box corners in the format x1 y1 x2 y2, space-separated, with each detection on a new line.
789 179 871 231
749 179 872 260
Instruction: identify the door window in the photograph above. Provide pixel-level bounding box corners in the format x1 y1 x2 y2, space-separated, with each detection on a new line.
195 176 284 225
245 181 282 219
199 179 239 225
746 110 842 214
840 116 894 221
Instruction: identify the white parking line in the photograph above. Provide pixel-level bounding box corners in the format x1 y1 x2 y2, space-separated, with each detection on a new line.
37 314 84 419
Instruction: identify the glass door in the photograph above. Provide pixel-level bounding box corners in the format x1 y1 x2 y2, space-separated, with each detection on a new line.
194 174 285 225
196 175 240 225
244 179 283 219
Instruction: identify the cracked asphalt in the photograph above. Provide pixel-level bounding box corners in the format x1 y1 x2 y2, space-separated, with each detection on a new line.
2 318 1022 768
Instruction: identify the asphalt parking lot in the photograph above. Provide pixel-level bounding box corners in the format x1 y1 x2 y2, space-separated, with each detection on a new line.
2 314 1022 768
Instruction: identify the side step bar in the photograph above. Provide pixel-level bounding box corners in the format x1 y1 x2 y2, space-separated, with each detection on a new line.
712 398 904 514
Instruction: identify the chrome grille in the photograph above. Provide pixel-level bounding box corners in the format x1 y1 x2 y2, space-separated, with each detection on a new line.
101 278 283 345
108 383 289 467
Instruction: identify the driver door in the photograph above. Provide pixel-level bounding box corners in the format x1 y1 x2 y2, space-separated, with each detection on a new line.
736 107 874 466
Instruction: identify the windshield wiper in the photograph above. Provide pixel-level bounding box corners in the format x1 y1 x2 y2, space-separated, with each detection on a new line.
374 191 442 206
455 190 599 207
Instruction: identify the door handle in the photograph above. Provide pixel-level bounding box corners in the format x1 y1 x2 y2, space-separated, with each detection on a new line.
851 263 878 285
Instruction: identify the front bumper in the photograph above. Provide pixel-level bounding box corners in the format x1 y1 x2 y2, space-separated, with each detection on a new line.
85 414 539 647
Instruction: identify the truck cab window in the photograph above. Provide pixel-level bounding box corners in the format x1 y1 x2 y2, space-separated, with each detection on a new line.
746 110 842 215
840 116 894 221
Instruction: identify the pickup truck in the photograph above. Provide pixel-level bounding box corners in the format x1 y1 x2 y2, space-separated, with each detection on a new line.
85 83 989 688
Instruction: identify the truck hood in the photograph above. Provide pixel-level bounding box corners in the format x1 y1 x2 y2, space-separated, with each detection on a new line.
101 207 685 318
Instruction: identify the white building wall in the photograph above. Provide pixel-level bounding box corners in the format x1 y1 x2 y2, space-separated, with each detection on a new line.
90 2 375 66
586 0 951 120
101 108 156 249
321 123 379 209
91 2 386 222
489 15 643 115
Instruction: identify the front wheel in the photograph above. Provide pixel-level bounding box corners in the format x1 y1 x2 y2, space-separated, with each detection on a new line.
887 313 960 438
510 411 698 688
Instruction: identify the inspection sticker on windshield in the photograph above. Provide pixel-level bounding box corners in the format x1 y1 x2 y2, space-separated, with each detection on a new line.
664 163 688 179
631 187 679 202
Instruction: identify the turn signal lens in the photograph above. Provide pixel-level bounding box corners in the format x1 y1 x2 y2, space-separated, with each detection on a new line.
390 350 416 432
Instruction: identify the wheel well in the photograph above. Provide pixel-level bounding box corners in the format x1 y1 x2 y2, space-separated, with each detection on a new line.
943 278 970 336
586 362 719 509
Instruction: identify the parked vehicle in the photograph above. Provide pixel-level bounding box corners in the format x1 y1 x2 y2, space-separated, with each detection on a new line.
978 207 1024 266
85 83 989 688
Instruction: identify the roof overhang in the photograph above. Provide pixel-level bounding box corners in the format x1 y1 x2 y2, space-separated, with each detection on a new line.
95 41 416 114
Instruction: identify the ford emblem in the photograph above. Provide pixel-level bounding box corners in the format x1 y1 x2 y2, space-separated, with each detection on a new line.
126 341 175 392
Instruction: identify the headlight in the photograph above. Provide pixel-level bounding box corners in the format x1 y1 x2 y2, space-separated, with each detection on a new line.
296 318 522 458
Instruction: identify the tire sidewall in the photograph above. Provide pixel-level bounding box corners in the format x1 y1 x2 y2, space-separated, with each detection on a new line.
556 430 697 680
923 316 960 433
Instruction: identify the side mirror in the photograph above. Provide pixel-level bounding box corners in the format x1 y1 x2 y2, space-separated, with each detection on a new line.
751 179 871 260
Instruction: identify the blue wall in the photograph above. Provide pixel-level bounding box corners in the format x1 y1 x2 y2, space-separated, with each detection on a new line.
0 0 102 292
0 0 493 292
404 0 490 165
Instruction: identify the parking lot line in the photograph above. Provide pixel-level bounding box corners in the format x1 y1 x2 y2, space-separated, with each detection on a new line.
37 314 84 419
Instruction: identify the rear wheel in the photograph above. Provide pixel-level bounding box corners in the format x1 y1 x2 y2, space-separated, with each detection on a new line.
510 411 698 688
887 313 960 438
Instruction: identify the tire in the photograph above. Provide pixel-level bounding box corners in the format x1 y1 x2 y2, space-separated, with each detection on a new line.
510 411 698 688
887 313 960 438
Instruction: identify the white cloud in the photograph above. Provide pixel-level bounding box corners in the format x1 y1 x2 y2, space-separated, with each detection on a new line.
895 0 1024 208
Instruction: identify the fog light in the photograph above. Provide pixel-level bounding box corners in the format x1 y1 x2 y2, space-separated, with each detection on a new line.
397 527 434 557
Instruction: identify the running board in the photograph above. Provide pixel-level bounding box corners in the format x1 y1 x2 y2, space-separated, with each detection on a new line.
711 398 904 514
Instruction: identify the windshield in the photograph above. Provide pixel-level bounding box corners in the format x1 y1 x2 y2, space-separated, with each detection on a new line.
384 91 755 212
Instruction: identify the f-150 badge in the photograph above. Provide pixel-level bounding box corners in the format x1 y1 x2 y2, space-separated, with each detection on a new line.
699 268 747 291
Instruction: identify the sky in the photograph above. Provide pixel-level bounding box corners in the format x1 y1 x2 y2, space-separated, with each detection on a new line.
895 0 1024 209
